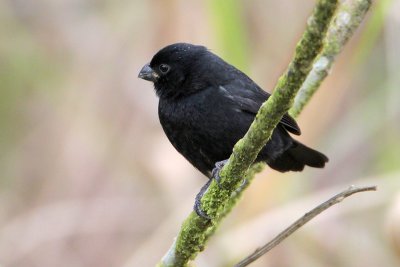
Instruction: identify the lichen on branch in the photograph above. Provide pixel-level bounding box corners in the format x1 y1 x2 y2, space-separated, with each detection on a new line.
155 0 374 266
290 0 372 117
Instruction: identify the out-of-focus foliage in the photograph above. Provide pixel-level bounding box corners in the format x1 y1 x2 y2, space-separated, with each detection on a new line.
206 0 249 71
0 1 399 267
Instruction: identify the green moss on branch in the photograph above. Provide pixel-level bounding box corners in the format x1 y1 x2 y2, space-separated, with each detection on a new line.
157 1 341 266
290 0 372 117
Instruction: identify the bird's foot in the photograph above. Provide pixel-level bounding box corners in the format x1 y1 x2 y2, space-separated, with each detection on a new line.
194 179 212 220
211 159 229 188
194 159 229 219
234 178 248 194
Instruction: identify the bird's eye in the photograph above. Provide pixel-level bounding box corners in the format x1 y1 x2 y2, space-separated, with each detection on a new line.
159 64 170 74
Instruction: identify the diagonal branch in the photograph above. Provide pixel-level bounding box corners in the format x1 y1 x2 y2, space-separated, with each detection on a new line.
234 185 377 267
221 0 373 223
290 0 372 117
157 1 340 266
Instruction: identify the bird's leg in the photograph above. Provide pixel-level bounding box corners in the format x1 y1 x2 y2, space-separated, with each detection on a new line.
193 159 229 219
194 159 249 219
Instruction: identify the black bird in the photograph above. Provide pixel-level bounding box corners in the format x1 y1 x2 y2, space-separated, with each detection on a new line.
139 43 328 216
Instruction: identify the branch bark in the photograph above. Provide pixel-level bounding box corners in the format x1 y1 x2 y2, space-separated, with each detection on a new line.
156 0 372 266
223 0 373 222
289 0 372 117
157 1 339 266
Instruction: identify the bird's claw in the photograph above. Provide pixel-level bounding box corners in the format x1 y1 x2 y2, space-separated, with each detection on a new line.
193 159 229 219
211 159 229 188
194 176 247 220
194 179 212 220
234 178 248 194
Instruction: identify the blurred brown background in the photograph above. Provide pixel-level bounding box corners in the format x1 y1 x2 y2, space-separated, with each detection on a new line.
1 0 399 266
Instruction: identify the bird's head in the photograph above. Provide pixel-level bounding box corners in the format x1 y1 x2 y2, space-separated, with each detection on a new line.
138 43 229 99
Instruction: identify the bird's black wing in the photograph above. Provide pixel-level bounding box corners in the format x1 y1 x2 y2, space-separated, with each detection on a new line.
219 82 301 135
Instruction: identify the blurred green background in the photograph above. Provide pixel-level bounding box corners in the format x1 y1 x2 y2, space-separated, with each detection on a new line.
0 0 399 267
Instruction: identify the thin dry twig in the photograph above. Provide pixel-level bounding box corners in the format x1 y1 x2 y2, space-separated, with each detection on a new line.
234 185 377 267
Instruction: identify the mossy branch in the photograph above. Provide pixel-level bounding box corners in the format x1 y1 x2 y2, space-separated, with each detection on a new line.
157 1 338 266
156 0 371 266
289 0 372 117
223 0 373 216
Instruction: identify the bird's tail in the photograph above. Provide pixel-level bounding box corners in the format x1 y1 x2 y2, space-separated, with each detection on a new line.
267 140 328 172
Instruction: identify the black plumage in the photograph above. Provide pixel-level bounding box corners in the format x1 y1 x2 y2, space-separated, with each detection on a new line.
139 43 328 178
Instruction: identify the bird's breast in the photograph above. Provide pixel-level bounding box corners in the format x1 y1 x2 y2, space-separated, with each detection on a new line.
158 96 204 142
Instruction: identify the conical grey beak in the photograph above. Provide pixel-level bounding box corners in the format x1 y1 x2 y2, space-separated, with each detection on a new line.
138 64 159 82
